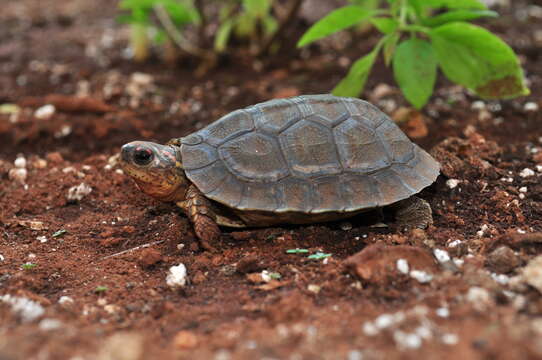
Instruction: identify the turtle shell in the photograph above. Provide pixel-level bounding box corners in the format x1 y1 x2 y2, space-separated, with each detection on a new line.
179 95 439 214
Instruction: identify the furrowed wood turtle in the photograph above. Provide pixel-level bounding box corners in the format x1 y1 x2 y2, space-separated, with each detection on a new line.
120 95 440 250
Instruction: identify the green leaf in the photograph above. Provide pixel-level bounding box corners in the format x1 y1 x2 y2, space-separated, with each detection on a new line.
286 248 309 254
214 18 235 52
423 10 498 27
262 15 278 36
52 229 67 238
297 6 374 47
332 47 379 97
417 0 487 10
307 252 332 260
383 32 400 66
243 0 272 18
393 38 437 108
430 22 529 99
370 17 398 34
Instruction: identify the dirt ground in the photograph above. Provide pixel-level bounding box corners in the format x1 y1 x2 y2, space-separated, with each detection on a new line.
1 0 542 359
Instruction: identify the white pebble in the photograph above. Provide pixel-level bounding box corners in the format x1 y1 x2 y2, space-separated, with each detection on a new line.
517 229 526 234
36 236 47 243
58 296 74 305
448 239 462 248
0 294 44 322
433 248 451 263
536 165 542 172
436 307 450 318
396 259 410 274
0 254 4 261
374 314 395 329
393 330 422 349
166 264 188 289
477 224 489 237
519 187 527 193
441 333 459 345
14 156 27 168
410 270 433 283
39 318 62 331
362 322 379 336
446 179 460 189
466 287 491 307
491 273 510 285
34 104 56 120
67 183 92 201
471 100 486 110
453 258 464 267
9 168 28 183
524 102 539 112
523 255 542 293
519 168 535 178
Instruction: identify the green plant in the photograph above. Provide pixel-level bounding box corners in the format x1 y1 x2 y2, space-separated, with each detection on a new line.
94 286 108 293
298 0 529 109
21 263 37 270
118 0 200 61
215 0 278 54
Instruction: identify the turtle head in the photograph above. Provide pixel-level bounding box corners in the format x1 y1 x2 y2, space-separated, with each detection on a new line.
120 141 189 202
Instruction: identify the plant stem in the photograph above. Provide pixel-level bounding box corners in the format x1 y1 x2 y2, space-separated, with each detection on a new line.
257 0 304 56
194 0 207 45
131 23 149 62
153 4 213 59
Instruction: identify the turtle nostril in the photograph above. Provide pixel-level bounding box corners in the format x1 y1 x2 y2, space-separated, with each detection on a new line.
133 147 154 166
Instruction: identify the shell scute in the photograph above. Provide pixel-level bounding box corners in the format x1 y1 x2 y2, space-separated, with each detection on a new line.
181 95 439 213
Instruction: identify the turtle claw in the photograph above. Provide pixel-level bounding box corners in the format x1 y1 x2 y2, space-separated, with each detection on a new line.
395 196 433 230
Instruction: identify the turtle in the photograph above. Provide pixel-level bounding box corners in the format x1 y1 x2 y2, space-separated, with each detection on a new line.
120 94 440 250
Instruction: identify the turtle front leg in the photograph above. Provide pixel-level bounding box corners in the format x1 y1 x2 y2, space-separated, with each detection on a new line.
393 196 433 230
179 185 222 251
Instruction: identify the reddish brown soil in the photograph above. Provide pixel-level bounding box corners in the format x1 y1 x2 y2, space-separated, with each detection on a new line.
2 1 542 359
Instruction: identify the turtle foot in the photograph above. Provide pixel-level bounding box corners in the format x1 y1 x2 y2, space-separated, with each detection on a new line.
395 196 433 230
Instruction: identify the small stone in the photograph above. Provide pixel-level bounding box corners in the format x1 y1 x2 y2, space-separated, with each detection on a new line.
433 248 451 264
396 259 410 274
0 294 45 323
166 264 188 289
374 314 395 329
340 222 353 231
39 318 62 331
519 187 527 193
471 101 486 110
36 236 47 243
33 158 48 169
236 254 263 274
14 156 27 168
466 287 491 311
523 255 542 293
172 330 198 349
138 248 162 268
446 179 460 189
67 183 92 201
362 322 379 336
393 331 422 349
410 270 433 283
34 104 56 120
307 284 321 293
524 102 539 112
486 246 520 274
9 167 28 183
46 152 64 164
441 333 459 345
436 307 450 318
58 296 74 305
519 168 535 178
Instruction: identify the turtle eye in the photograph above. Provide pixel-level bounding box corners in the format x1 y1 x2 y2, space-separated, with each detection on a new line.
134 147 154 166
